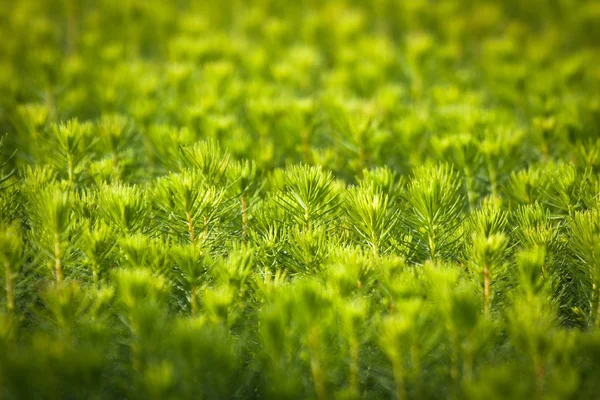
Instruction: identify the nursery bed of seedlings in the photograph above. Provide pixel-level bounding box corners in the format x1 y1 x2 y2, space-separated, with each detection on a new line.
1 0 600 399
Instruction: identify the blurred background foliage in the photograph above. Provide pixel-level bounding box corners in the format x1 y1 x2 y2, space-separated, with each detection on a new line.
1 0 600 399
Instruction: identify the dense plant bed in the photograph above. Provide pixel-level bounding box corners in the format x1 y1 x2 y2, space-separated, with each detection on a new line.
1 0 600 399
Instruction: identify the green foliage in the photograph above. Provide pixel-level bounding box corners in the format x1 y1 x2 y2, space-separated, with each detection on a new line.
405 164 465 262
345 185 400 258
48 119 94 186
153 169 226 246
80 220 115 286
1 0 600 399
97 183 149 235
275 164 340 231
96 114 137 182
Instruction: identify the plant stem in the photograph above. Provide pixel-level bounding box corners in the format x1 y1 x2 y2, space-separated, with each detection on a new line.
391 355 406 400
462 349 474 383
241 194 248 240
410 346 423 399
428 232 437 261
590 280 597 328
5 261 14 316
486 160 498 198
191 284 197 316
372 242 379 259
449 330 460 389
595 283 600 330
54 232 63 283
203 215 209 242
304 204 311 231
111 151 120 182
534 355 545 400
308 325 326 400
464 166 476 211
541 141 549 162
370 229 380 258
92 265 99 288
349 336 360 397
67 153 74 186
131 320 141 372
186 210 195 244
484 263 491 314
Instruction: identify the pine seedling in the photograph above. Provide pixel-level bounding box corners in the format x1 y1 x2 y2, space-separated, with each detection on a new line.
321 97 386 178
379 296 444 399
13 102 51 145
118 235 171 280
169 243 207 316
471 234 508 315
227 160 261 240
0 225 22 331
97 183 149 235
344 186 399 258
202 285 236 326
81 220 116 287
0 137 19 224
513 203 585 322
117 234 152 269
515 247 551 300
168 318 238 399
423 264 465 387
574 138 600 172
48 119 94 186
26 185 74 283
324 247 388 297
425 264 492 393
477 129 525 198
0 187 19 227
512 203 561 276
431 133 482 209
537 163 593 216
0 135 15 190
508 247 582 398
178 139 230 185
258 289 302 398
39 280 114 340
288 98 317 164
275 164 340 231
569 209 600 328
141 360 175 400
465 197 510 314
96 114 136 182
114 268 169 372
405 164 465 262
506 267 562 399
206 245 255 326
284 225 333 274
144 125 198 174
249 187 296 272
505 167 542 207
259 279 336 399
360 166 404 204
293 280 335 400
10 103 51 168
336 297 367 399
20 164 58 192
212 245 254 291
153 169 226 246
73 186 100 221
468 196 508 239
